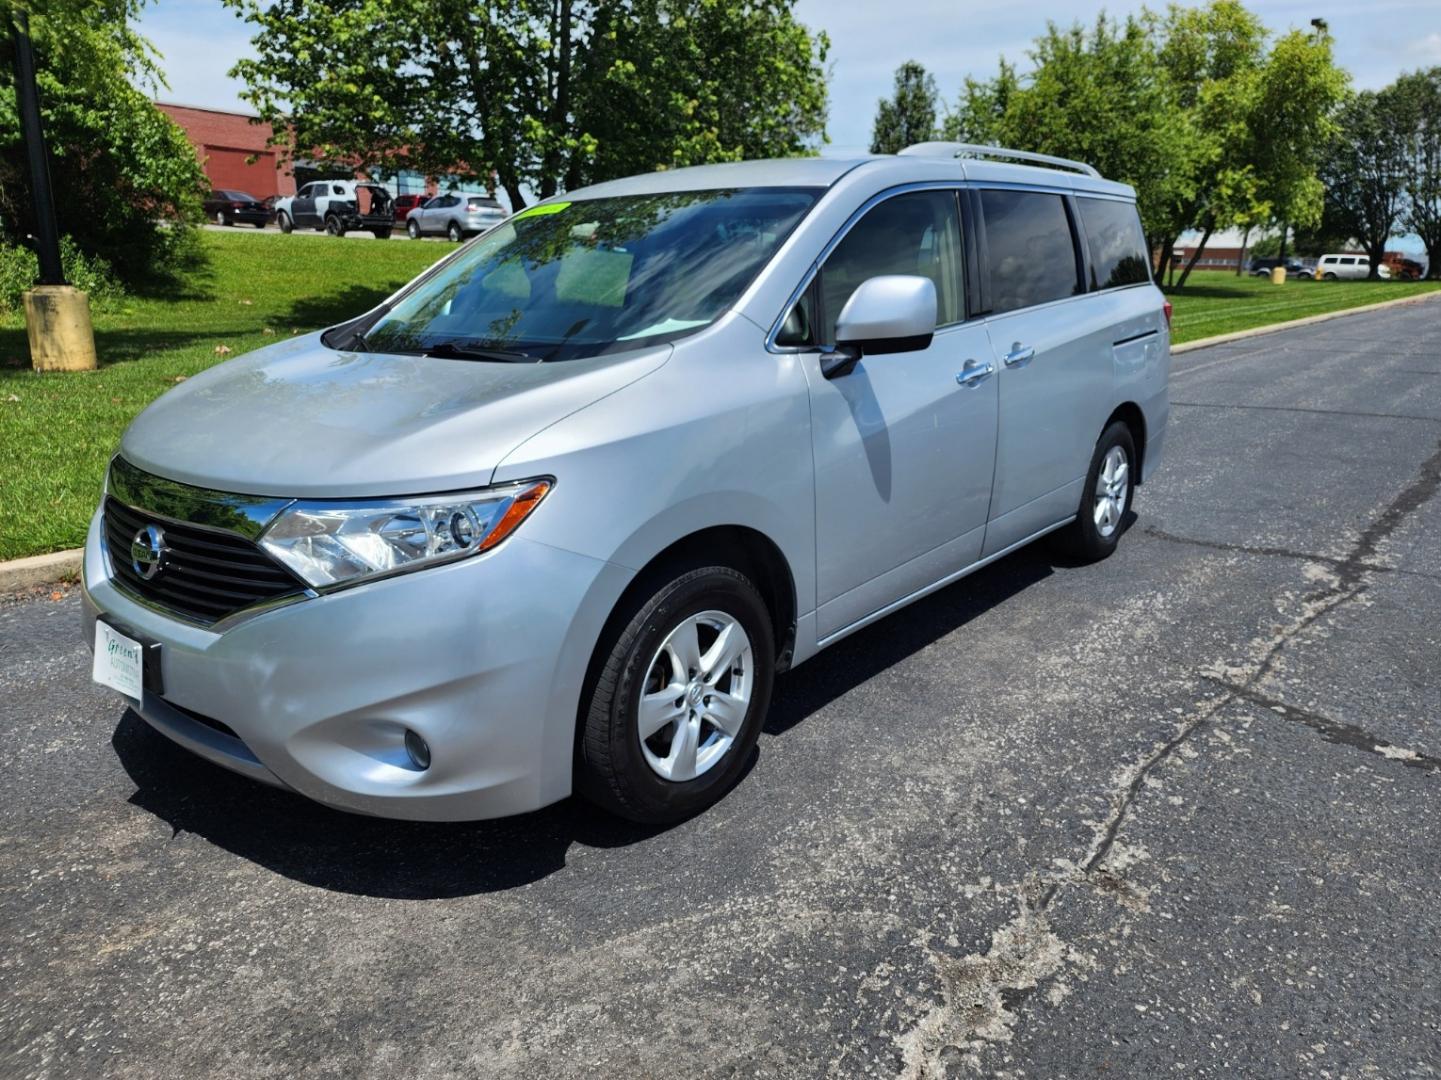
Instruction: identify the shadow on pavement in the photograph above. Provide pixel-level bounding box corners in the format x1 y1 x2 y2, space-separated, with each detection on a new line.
111 523 1124 900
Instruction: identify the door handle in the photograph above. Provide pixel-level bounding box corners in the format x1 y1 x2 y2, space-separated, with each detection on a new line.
955 359 994 387
1003 343 1036 368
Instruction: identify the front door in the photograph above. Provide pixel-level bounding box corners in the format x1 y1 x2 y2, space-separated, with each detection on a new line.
794 189 999 640
292 184 318 228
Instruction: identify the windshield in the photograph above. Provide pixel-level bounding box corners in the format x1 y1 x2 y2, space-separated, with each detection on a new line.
363 187 819 362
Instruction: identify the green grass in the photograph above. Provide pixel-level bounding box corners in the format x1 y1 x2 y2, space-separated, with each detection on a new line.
1167 270 1441 344
0 231 448 560
2 236 1438 561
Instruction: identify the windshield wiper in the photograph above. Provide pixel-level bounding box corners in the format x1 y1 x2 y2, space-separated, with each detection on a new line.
422 340 541 363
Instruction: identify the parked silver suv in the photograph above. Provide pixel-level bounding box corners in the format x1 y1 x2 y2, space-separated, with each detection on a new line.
83 143 1170 824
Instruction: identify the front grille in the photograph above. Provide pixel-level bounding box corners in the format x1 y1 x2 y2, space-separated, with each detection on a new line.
103 496 306 624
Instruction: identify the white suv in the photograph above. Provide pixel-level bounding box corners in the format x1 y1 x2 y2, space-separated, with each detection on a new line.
1315 253 1390 281
273 180 396 239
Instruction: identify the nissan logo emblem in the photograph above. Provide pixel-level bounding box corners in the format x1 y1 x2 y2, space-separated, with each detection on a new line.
130 524 169 581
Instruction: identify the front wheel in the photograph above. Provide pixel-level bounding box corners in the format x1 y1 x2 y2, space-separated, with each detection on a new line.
215 210 228 226
277 212 292 234
577 565 775 824
1324 272 1338 281
371 228 391 240
407 218 420 239
1053 421 1136 562
447 220 463 242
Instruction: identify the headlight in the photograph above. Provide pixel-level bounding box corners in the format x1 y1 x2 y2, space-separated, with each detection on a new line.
259 479 551 589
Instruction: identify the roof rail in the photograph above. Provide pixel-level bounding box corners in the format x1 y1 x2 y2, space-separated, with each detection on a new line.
898 141 1101 179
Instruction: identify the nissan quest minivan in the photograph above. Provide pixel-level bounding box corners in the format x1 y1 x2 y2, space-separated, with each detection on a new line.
83 142 1170 824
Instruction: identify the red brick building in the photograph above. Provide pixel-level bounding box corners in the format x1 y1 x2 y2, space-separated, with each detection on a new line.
157 102 296 199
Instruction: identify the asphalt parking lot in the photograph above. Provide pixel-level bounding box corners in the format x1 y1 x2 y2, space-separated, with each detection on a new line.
3 299 1440 1079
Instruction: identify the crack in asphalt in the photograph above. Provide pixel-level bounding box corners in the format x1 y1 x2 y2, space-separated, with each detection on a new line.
1204 677 1441 774
896 437 1441 1077
1140 527 1441 582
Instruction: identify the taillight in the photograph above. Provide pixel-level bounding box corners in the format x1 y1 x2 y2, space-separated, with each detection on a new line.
1163 300 1173 329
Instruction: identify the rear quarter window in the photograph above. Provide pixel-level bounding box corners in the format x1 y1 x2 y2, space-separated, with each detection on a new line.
1077 197 1151 290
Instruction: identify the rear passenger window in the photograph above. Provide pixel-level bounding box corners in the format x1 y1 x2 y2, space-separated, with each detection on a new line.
1077 197 1151 290
818 191 963 344
980 190 1082 314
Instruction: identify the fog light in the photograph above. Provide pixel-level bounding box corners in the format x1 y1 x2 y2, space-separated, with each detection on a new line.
403 728 431 771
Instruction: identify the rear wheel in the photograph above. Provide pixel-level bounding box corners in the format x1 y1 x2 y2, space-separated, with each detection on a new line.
325 215 345 237
447 220 463 242
1053 421 1136 562
215 210 228 226
577 565 775 824
407 218 420 239
277 212 292 234
371 228 391 240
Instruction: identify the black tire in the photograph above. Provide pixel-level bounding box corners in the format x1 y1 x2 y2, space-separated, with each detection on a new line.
407 218 420 239
325 215 345 237
447 220 463 242
1324 272 1338 281
372 228 391 240
215 210 229 226
1052 420 1136 563
577 565 775 824
278 212 293 234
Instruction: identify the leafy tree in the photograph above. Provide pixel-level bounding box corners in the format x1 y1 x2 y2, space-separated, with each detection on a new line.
0 0 206 283
1393 67 1441 279
869 61 938 154
1319 89 1409 279
945 1 1346 289
226 0 830 210
947 15 1200 272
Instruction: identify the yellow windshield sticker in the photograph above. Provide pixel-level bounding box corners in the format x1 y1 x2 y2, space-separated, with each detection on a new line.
514 201 571 219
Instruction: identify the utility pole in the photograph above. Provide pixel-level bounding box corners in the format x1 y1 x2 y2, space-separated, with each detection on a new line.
11 9 96 371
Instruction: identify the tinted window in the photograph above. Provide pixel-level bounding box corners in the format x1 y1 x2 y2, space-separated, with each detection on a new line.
1077 197 1150 290
980 190 1081 313
817 191 963 343
366 188 818 362
1340 257 1357 265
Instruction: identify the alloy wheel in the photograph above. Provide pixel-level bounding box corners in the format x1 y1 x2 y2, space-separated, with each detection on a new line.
637 610 752 782
1093 445 1129 538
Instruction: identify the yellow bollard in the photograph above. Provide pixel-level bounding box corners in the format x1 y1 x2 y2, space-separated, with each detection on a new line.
23 285 97 371
1270 266 1286 286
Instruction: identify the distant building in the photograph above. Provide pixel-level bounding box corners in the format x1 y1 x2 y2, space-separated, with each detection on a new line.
157 102 296 200
156 101 467 203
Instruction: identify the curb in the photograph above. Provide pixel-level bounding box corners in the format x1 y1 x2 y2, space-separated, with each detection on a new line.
1172 288 1441 354
0 548 83 595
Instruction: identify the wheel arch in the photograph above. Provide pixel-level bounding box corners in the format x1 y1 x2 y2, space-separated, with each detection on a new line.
1105 401 1147 484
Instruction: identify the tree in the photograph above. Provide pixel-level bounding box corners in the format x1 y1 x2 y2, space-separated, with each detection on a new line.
1320 89 1409 278
1394 68 1441 279
946 15 1201 271
945 2 1347 289
870 61 938 154
0 0 206 281
226 0 830 210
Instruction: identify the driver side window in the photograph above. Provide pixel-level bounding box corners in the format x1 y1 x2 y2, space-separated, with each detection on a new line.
775 190 964 348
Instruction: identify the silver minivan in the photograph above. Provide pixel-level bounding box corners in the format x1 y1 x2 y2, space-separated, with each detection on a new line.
83 143 1170 824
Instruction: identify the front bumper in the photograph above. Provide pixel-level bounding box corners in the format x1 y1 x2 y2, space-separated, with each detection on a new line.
81 508 630 820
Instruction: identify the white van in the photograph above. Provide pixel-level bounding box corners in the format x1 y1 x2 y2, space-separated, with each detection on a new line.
1315 253 1390 281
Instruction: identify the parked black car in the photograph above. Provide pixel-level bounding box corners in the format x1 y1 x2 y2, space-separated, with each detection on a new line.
202 190 276 228
1247 257 1311 279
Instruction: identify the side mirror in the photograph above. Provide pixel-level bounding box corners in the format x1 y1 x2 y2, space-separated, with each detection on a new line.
821 275 938 379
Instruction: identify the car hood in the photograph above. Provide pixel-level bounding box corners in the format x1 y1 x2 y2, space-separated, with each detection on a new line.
119 333 671 498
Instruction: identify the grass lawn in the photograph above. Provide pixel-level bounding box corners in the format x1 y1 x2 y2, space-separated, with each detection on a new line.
0 231 449 561
1166 269 1441 344
2 234 1438 561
